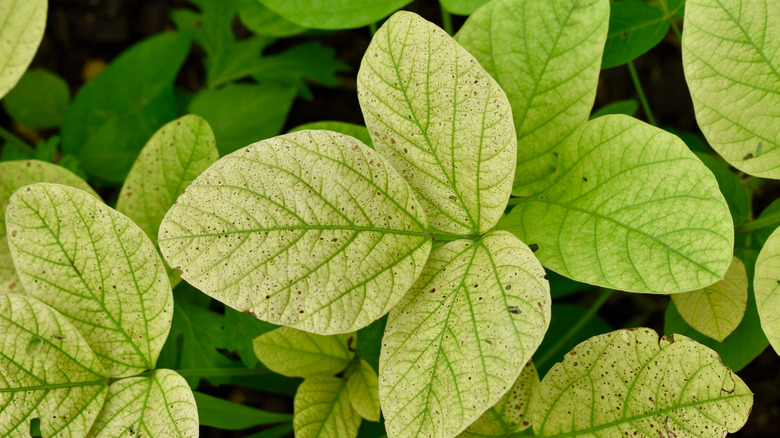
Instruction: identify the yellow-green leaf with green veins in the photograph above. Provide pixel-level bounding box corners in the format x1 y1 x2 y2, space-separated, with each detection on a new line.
6 183 173 377
294 376 361 438
672 256 748 342
1 160 97 294
158 130 431 335
456 0 609 196
380 231 550 438
347 359 380 422
358 11 516 235
88 369 198 438
755 226 780 355
253 327 354 378
0 0 47 99
531 328 752 437
0 294 107 438
683 0 780 179
499 115 734 293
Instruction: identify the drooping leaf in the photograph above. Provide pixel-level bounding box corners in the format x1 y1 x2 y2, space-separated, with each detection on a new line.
237 0 307 37
6 183 173 377
259 0 413 29
0 0 46 99
347 360 380 422
456 0 608 196
294 376 361 438
380 231 550 438
223 306 278 368
683 0 780 179
2 68 70 129
88 370 198 438
531 328 752 437
159 130 432 335
253 327 355 377
696 152 750 226
499 115 734 293
290 121 373 148
440 0 490 16
755 226 780 354
359 11 517 235
590 99 639 119
601 0 669 69
0 294 107 438
194 391 292 430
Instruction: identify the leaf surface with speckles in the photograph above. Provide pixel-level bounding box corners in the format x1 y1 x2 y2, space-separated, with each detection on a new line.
0 0 46 99
252 327 354 378
755 226 780 355
293 376 361 438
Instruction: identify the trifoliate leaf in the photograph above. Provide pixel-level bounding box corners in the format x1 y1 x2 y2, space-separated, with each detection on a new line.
532 328 752 437
259 0 412 29
0 294 107 438
359 11 516 235
159 130 431 335
499 115 734 293
6 183 173 377
294 376 361 438
347 360 380 422
755 226 780 355
0 0 46 99
253 327 354 378
380 231 550 438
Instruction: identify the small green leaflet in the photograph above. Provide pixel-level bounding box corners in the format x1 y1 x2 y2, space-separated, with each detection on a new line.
159 130 431 335
259 0 413 29
380 231 550 438
601 0 669 69
346 360 380 422
499 115 734 293
755 226 780 355
0 0 46 99
294 376 361 438
531 328 752 437
2 68 70 129
359 11 516 235
6 183 173 377
683 0 780 179
253 328 355 378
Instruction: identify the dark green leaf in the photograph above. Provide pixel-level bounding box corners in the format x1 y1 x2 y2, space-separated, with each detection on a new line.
602 0 669 69
755 199 780 248
252 42 349 99
238 0 307 37
547 270 594 299
245 423 295 438
289 121 372 147
224 306 278 368
695 153 749 226
194 391 292 430
2 69 69 129
355 315 386 373
589 99 639 119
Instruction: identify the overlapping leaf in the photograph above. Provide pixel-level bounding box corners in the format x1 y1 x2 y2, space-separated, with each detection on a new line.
755 226 780 354
346 359 380 422
0 0 46 99
294 377 361 438
259 0 412 29
253 328 354 377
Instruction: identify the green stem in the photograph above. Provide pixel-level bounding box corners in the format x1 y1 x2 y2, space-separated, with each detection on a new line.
627 61 657 126
736 211 780 234
369 22 378 36
441 5 454 35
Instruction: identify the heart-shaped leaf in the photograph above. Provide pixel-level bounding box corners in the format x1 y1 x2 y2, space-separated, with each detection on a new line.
253 328 354 378
755 226 780 355
0 0 46 99
294 376 361 438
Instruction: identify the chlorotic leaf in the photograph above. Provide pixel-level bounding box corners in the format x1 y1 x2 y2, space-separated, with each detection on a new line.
531 328 752 437
294 376 361 438
440 0 490 16
456 0 608 196
347 360 380 422
380 231 550 438
259 0 412 29
158 130 431 335
0 0 46 99
0 294 107 438
601 0 669 69
359 11 517 235
683 0 780 179
88 370 198 438
672 256 748 342
499 115 734 293
755 226 780 355
6 183 173 377
0 160 97 294
253 327 354 378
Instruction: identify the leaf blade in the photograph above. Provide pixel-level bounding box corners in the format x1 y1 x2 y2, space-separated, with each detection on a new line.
0 0 46 99
755 226 780 354
294 376 361 438
253 327 354 378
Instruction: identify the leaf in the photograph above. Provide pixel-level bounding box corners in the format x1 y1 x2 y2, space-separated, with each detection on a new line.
755 226 780 355
0 294 107 438
456 0 609 196
696 152 750 226
290 121 373 148
590 99 639 119
755 198 780 247
253 327 355 378
2 68 70 129
683 0 780 179
237 0 307 37
380 231 550 438
6 183 173 377
294 376 361 438
601 0 669 69
499 115 734 293
359 11 517 235
531 328 752 437
158 130 432 335
0 0 46 99
259 0 413 29
440 0 490 16
194 391 291 430
672 256 748 342
355 315 386 373
224 306 278 368
0 160 97 294
88 370 198 438
347 360 380 422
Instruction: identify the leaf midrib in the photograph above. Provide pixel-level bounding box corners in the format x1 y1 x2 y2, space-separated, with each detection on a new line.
0 380 107 393
158 224 429 241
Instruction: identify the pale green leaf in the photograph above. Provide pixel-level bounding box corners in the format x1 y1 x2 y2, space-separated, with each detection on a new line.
672 256 748 342
259 0 412 29
683 0 780 179
158 130 431 335
6 183 173 377
253 327 354 378
0 160 97 294
347 359 380 422
456 0 608 196
380 231 550 438
0 0 46 99
359 11 516 235
440 0 490 16
755 226 780 355
294 376 361 438
88 369 198 438
499 115 734 293
0 294 107 438
531 328 752 437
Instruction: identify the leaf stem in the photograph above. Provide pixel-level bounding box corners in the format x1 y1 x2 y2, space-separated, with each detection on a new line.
736 211 780 234
627 61 657 126
369 22 378 36
441 5 454 35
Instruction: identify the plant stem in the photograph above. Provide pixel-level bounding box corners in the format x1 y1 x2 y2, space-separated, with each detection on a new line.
627 61 657 126
441 5 454 35
736 211 780 234
369 22 378 36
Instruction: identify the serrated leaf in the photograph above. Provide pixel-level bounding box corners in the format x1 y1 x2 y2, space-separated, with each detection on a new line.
159 130 431 335
756 226 780 355
683 0 780 179
290 121 373 148
531 328 752 437
1 160 97 294
294 376 361 438
259 0 412 29
88 369 198 438
237 0 307 37
440 0 490 16
6 183 173 377
359 11 516 235
347 360 380 422
601 0 669 69
456 0 608 196
2 68 70 129
0 294 107 438
499 115 734 293
380 231 550 438
253 327 354 378
0 0 46 99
